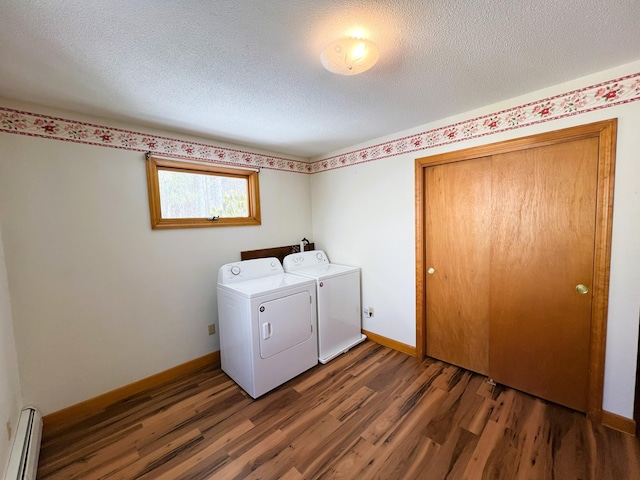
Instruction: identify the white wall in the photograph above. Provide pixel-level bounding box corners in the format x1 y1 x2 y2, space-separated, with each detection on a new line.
311 61 640 419
0 110 312 415
0 223 22 475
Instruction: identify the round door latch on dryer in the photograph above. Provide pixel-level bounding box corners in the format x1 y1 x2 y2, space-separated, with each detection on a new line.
319 282 324 287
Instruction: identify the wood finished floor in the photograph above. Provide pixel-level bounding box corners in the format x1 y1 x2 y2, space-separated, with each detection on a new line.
38 341 640 479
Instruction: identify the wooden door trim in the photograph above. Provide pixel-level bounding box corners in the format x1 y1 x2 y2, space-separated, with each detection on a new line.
635 312 640 436
415 119 617 423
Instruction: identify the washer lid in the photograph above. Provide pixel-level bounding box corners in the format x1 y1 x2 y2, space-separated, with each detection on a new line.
287 263 360 280
217 272 315 298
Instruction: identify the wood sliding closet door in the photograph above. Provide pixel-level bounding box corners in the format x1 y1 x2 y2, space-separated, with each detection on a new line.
419 122 613 415
425 158 491 375
489 138 599 412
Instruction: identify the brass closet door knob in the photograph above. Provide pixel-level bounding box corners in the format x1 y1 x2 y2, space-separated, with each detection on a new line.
576 284 589 295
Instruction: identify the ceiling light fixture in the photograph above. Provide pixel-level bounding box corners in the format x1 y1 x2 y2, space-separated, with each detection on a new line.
320 37 379 76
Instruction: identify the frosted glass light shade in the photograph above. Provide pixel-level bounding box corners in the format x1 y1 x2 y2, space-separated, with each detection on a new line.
320 37 379 76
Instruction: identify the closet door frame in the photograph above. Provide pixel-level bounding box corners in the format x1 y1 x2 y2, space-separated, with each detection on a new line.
414 119 617 422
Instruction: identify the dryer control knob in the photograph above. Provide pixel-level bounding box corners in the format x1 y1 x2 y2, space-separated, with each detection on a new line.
230 266 241 275
316 253 323 260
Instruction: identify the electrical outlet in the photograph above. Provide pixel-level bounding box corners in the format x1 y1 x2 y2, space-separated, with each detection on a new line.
5 420 11 441
208 324 216 335
368 307 374 317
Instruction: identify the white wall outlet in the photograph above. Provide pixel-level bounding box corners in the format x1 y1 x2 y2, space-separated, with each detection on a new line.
363 307 374 318
208 324 216 335
368 307 374 317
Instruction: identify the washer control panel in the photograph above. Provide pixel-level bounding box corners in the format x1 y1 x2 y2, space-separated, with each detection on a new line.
283 250 329 271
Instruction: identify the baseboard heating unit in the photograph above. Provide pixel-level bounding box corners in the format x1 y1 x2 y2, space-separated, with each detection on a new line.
4 407 42 480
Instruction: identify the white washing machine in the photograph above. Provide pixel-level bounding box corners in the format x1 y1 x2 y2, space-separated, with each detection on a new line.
283 250 366 364
217 257 318 398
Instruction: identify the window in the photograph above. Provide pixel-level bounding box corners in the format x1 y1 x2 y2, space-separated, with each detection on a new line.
146 156 261 229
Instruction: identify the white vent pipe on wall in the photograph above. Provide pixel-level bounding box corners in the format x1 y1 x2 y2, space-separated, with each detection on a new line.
4 407 42 480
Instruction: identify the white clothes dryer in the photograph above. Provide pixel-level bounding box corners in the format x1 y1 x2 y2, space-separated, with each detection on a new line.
217 257 318 398
283 250 366 364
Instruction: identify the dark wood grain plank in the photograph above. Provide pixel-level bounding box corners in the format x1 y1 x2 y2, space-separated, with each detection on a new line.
38 341 640 480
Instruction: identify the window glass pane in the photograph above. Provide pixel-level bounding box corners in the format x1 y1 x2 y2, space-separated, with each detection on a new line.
158 169 249 219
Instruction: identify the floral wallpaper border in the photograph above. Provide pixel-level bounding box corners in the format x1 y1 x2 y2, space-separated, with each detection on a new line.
1 72 639 174
311 71 640 172
0 108 312 173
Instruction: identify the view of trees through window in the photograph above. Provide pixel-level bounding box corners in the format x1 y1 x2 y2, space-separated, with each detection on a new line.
158 169 249 219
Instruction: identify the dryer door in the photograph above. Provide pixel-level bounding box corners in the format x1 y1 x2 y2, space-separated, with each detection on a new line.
259 291 313 359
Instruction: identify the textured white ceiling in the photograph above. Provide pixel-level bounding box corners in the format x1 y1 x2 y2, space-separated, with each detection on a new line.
1 1 639 159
